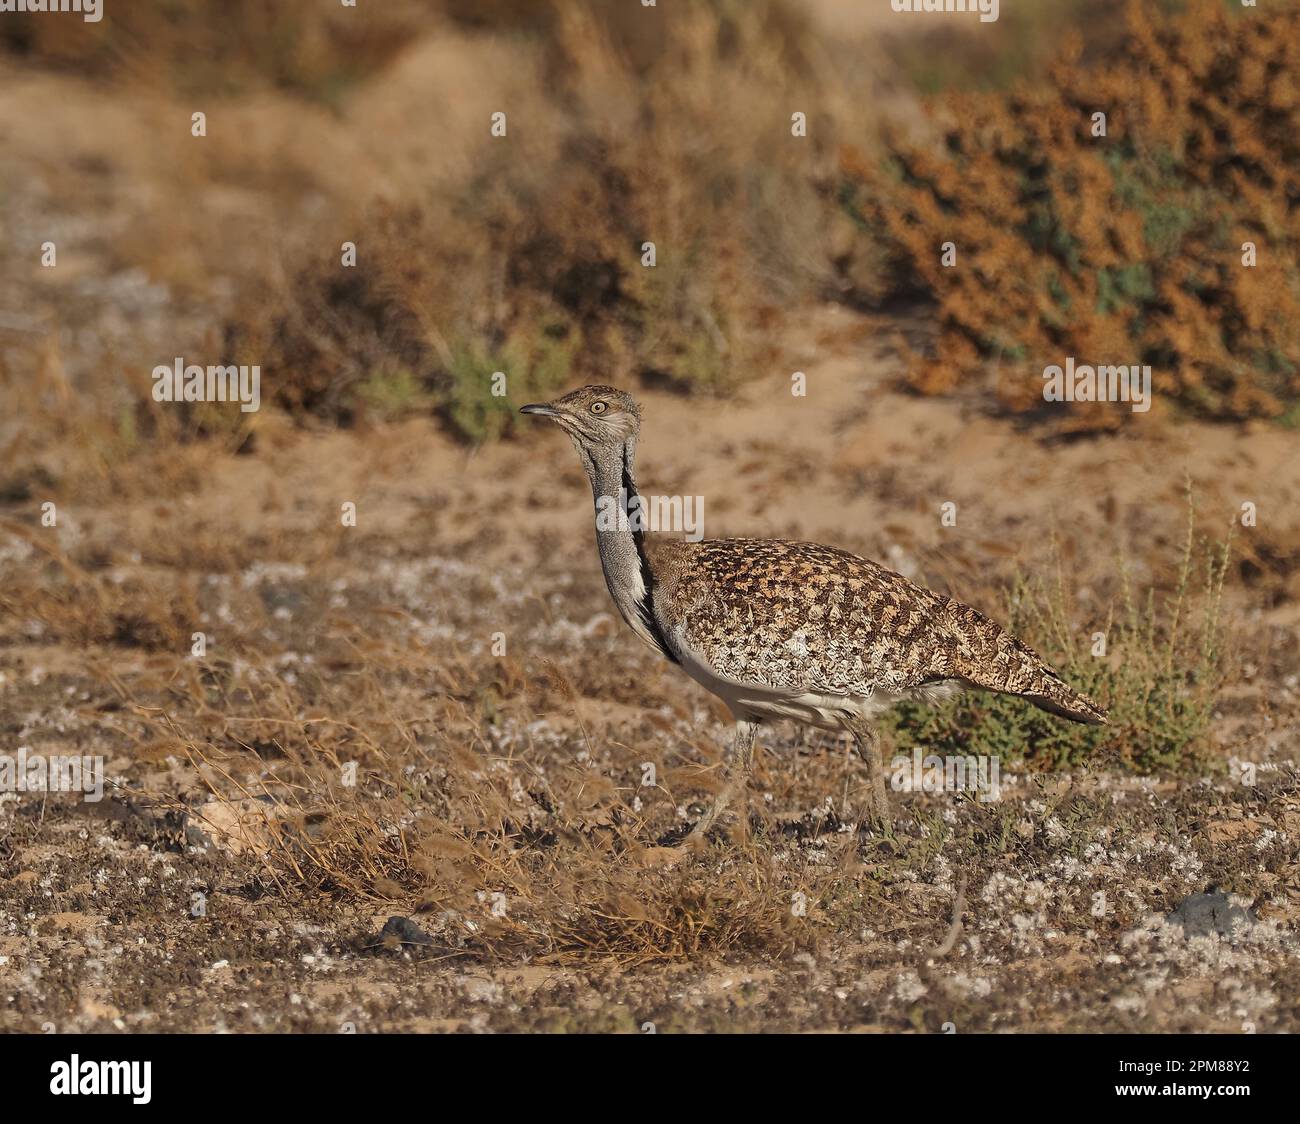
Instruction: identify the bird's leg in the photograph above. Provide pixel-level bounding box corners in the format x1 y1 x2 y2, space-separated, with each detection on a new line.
842 717 891 830
840 731 855 816
687 719 757 842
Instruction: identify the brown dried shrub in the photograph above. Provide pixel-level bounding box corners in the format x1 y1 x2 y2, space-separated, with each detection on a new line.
218 0 845 440
841 0 1300 432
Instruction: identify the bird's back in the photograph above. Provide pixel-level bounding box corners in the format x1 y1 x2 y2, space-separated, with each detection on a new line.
644 537 1106 724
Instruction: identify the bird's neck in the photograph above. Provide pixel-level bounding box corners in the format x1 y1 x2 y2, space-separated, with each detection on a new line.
583 439 668 656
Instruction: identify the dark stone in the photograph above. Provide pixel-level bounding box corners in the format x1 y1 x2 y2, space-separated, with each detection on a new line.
371 915 434 948
1167 887 1258 938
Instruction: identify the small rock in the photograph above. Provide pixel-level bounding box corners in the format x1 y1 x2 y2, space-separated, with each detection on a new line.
1167 887 1258 938
194 797 285 855
370 915 434 950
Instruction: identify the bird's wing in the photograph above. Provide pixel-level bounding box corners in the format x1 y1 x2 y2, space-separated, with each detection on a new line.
645 537 1105 722
645 537 962 696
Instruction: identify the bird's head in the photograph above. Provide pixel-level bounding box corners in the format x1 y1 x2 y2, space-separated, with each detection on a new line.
520 385 642 456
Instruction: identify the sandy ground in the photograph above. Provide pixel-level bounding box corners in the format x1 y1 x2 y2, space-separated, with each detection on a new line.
3 299 1300 1031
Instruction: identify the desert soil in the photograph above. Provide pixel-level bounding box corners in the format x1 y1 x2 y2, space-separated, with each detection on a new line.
3 299 1300 1031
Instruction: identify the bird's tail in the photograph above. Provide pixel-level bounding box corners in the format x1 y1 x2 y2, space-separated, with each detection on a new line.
940 597 1109 726
1018 676 1108 726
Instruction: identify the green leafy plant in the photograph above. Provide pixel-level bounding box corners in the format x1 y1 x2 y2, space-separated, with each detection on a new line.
885 497 1232 774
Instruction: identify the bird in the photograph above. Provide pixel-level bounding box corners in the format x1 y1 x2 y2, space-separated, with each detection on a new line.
520 385 1106 842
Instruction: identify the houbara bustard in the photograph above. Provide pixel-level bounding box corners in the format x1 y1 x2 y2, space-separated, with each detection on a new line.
521 386 1106 841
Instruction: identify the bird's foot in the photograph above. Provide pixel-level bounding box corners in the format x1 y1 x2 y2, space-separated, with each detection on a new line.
852 791 895 839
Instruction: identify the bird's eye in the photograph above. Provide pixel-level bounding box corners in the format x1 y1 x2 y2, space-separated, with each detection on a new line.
590 401 608 414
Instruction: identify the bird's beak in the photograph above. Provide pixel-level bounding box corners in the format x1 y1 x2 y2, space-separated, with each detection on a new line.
519 403 560 417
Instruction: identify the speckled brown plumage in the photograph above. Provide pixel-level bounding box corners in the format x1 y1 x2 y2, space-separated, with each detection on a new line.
646 536 1106 723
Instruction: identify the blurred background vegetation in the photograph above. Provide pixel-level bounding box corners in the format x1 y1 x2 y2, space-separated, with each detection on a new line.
1 0 1295 454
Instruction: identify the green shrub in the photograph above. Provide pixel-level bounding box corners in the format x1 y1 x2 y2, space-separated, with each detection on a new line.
885 498 1232 774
